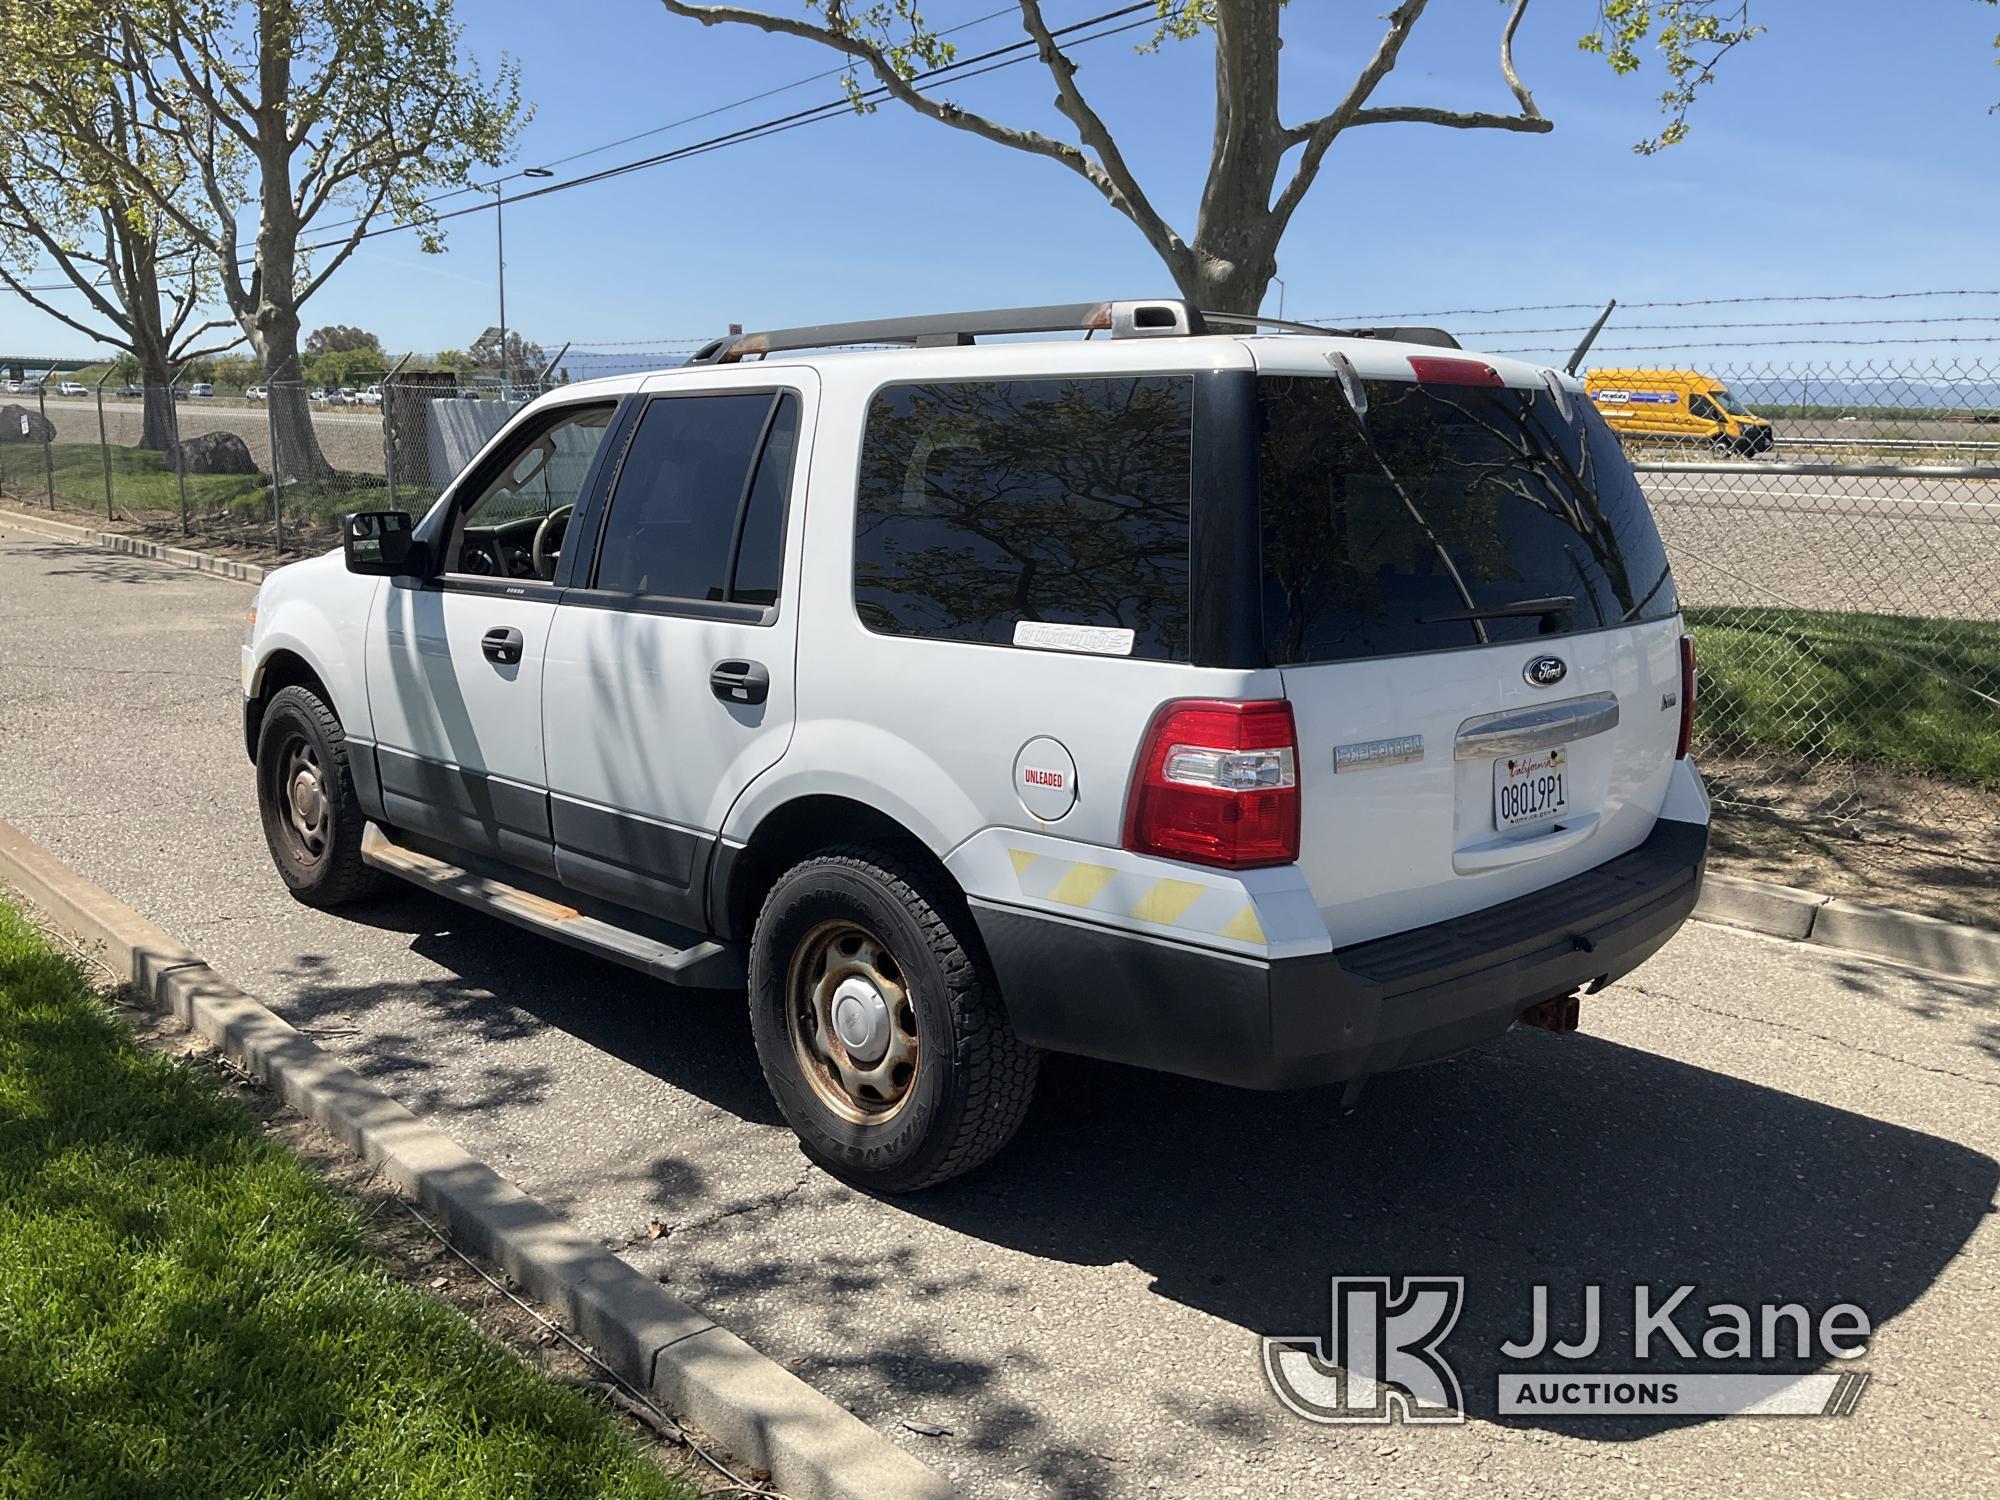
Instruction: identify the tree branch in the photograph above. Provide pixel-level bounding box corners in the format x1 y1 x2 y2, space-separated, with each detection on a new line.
1271 0 1548 234
1013 0 1188 276
655 1 1187 268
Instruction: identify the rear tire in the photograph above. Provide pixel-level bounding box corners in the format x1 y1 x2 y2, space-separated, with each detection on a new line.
747 845 1038 1193
254 684 385 909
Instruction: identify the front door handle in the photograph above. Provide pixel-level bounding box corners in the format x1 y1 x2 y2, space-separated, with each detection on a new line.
710 659 770 706
481 626 524 665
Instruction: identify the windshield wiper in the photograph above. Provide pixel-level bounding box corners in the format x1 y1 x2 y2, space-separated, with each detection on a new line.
1415 594 1578 625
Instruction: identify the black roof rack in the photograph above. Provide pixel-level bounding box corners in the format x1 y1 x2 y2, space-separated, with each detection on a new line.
689 299 1458 364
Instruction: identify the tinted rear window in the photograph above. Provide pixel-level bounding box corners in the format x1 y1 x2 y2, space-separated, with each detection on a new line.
1259 376 1678 665
853 377 1194 660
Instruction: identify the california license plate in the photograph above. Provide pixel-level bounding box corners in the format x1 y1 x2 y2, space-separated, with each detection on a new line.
1495 747 1568 830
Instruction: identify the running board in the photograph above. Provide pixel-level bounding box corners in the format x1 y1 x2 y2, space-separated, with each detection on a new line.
360 823 743 989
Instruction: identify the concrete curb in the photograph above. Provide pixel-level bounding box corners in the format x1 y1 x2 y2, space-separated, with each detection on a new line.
0 503 267 583
1693 871 2000 985
0 821 953 1500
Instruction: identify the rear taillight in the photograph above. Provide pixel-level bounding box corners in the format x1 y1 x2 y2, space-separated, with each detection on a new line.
1676 634 1696 760
1124 699 1300 869
1408 355 1504 387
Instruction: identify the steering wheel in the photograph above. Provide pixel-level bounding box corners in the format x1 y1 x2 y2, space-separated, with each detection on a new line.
531 504 575 580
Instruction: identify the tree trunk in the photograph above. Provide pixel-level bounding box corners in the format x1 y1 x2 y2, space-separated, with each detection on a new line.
252 300 331 484
247 23 332 487
136 342 177 452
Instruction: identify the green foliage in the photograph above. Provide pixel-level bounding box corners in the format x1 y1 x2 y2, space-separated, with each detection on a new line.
10 441 269 516
305 325 384 357
1686 606 2000 788
1578 1 1765 152
0 898 695 1499
304 346 387 391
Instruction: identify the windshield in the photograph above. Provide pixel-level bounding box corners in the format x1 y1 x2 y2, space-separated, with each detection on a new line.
1258 376 1679 665
1711 387 1751 416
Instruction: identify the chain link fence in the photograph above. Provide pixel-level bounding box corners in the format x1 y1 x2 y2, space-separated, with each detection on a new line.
3 348 1995 870
1628 360 2000 875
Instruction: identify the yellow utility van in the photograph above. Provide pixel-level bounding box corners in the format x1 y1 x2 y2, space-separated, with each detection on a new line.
1586 369 1774 456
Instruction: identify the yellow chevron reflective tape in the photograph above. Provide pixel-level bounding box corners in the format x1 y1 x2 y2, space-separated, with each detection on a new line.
1047 861 1117 909
1128 877 1206 927
1218 904 1267 944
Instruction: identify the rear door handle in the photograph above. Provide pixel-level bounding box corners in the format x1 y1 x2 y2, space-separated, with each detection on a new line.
710 659 770 705
481 626 524 665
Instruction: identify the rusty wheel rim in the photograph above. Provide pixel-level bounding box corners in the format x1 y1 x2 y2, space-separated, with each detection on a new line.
786 919 920 1125
274 732 329 863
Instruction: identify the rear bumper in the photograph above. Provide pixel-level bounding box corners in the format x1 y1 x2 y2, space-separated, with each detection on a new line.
972 816 1708 1091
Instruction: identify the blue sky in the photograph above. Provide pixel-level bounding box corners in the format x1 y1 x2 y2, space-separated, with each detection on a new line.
6 0 1999 367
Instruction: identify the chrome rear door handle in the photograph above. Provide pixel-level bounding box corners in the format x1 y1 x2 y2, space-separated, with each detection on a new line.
1455 692 1619 761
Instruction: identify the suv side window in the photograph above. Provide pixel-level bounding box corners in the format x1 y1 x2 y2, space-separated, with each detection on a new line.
445 402 616 579
592 391 800 605
853 376 1194 660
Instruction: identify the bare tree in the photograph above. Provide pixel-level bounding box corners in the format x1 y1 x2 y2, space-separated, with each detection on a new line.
657 0 1759 314
0 2 242 449
123 0 527 478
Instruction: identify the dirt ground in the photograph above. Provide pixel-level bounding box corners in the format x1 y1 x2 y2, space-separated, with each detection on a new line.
1703 750 2000 928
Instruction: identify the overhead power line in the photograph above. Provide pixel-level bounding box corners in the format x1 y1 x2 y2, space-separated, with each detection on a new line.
1 2 1161 296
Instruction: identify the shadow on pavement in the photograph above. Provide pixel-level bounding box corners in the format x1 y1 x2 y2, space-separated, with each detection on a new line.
286 888 1997 1476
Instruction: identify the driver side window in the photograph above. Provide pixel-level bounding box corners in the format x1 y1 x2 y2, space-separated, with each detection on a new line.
445 403 615 579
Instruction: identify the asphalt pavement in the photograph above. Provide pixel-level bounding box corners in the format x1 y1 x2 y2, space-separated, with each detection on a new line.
0 526 1994 1499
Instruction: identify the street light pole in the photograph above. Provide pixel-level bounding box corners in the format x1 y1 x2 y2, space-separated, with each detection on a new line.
475 165 553 399
495 180 507 395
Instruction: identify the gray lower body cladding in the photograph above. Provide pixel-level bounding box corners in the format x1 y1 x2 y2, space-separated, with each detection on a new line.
971 817 1708 1090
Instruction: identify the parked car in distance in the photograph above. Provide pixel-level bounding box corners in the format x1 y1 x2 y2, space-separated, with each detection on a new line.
117 383 143 398
242 298 1710 1193
457 387 483 400
246 384 268 401
359 385 383 406
189 381 215 398
57 380 88 397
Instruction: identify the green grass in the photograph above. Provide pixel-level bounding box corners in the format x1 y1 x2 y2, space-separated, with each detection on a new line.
0 899 695 1500
0 441 270 520
1686 606 2000 789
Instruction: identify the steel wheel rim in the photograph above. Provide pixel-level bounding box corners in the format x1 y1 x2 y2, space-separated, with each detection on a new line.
786 919 920 1125
274 732 330 862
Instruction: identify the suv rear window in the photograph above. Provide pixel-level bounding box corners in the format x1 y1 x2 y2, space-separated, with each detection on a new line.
853 376 1193 660
1259 376 1678 665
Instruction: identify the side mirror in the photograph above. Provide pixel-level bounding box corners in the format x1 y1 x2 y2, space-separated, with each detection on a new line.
342 510 420 577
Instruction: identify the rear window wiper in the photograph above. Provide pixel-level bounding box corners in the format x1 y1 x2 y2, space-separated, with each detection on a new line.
1415 595 1577 625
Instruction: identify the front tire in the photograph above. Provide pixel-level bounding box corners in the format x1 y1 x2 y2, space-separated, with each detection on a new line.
254 684 385 909
747 845 1038 1193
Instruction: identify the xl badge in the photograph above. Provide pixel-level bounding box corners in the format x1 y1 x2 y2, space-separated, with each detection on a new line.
1523 655 1567 689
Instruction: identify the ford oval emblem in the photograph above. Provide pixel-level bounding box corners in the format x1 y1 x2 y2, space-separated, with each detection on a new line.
1524 655 1567 689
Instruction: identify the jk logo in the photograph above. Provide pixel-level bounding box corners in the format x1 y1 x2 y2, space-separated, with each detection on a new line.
1263 1276 1466 1425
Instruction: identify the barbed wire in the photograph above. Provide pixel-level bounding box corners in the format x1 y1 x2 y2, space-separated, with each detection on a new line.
1304 289 2000 323
1490 334 2000 353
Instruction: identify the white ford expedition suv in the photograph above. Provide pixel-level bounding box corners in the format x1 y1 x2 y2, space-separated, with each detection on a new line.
243 300 1708 1192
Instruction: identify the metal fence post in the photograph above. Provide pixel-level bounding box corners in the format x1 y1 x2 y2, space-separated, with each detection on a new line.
167 364 189 534
37 383 54 508
95 366 115 521
382 352 413 510
266 378 284 554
